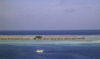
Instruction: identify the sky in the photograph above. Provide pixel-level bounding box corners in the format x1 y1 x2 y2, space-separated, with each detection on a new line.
0 0 100 30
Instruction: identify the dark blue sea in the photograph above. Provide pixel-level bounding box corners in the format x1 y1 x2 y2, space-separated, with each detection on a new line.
0 30 100 35
0 44 100 59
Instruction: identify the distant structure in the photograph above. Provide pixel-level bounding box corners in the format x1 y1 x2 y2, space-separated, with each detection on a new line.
0 35 86 40
1 30 98 40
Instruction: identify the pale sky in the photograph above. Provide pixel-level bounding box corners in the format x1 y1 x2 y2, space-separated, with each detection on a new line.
0 0 100 30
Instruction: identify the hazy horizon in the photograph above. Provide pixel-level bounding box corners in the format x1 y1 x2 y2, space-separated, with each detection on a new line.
0 0 100 30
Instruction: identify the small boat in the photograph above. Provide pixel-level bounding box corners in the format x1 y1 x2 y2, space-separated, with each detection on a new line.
36 49 44 53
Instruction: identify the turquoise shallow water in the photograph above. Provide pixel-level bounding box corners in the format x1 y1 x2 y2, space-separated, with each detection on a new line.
1 35 100 44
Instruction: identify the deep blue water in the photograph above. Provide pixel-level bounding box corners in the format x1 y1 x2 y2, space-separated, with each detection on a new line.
0 30 100 35
0 44 100 59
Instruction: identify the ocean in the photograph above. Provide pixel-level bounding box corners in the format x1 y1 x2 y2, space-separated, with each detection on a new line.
0 30 100 35
0 44 100 59
0 30 100 59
